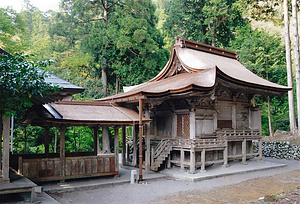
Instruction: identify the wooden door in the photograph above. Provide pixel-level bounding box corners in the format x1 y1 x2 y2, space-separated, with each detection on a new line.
177 114 190 138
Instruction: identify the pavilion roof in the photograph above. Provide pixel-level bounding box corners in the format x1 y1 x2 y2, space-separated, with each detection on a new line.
30 70 85 105
96 37 290 103
24 101 151 126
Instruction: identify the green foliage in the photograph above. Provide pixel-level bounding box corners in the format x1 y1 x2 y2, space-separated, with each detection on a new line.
0 7 27 52
230 25 288 135
65 126 94 152
49 0 168 97
0 53 58 115
162 0 246 48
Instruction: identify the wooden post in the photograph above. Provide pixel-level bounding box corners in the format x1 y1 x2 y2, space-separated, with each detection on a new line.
44 127 50 156
258 139 263 162
93 127 100 155
200 149 206 172
122 126 126 166
60 126 66 183
242 138 247 164
190 110 195 139
2 115 10 183
114 127 119 175
18 156 23 175
232 104 237 129
189 146 196 173
102 126 111 153
223 140 229 167
132 125 137 166
145 109 151 171
180 148 184 171
151 147 154 168
138 98 143 182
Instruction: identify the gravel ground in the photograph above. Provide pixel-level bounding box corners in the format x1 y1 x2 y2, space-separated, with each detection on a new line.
49 158 300 204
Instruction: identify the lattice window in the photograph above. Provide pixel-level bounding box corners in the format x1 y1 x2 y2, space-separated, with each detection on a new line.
177 114 190 138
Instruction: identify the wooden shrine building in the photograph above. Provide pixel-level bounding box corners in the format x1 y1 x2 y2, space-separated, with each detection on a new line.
1 37 291 184
96 37 290 173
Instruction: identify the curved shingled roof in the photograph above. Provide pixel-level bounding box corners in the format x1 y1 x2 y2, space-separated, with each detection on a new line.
96 38 290 103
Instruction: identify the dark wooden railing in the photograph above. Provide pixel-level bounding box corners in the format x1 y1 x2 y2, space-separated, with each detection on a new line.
18 154 118 182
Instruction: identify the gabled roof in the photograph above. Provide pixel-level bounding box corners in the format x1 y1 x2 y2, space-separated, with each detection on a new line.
96 37 290 103
24 101 151 126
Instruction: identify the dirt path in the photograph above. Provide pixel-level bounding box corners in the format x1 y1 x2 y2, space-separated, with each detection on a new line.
153 170 300 204
49 158 300 204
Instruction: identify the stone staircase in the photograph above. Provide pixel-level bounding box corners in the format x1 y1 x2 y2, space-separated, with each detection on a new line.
151 139 172 171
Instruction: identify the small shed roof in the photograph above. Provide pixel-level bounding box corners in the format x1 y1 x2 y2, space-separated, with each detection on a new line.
96 38 290 103
24 101 151 126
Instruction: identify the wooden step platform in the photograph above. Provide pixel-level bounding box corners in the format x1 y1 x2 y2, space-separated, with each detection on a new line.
0 168 42 202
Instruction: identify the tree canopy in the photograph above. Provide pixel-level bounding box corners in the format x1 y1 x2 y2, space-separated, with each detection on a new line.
0 53 58 115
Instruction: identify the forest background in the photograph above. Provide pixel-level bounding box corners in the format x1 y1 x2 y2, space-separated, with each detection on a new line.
0 0 297 154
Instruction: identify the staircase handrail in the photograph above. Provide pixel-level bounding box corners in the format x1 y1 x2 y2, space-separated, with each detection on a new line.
153 139 170 159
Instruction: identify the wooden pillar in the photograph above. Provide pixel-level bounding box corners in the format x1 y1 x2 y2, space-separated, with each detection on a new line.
102 126 111 154
114 127 119 175
122 126 126 166
190 109 195 139
189 146 196 173
138 98 143 182
44 127 50 156
232 141 237 157
132 125 137 166
200 149 206 172
145 109 151 171
258 139 263 162
242 138 247 164
60 126 66 183
232 104 237 129
172 113 177 138
223 140 229 167
2 115 10 183
93 127 100 155
180 148 185 171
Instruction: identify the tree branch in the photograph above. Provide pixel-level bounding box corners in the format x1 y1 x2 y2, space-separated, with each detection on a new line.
79 17 105 23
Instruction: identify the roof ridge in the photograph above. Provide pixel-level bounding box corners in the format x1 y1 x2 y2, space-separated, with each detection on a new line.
174 37 238 60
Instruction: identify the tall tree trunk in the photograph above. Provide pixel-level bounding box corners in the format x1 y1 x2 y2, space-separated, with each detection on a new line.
285 0 297 134
102 0 108 97
267 96 274 136
116 76 119 94
292 0 300 137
